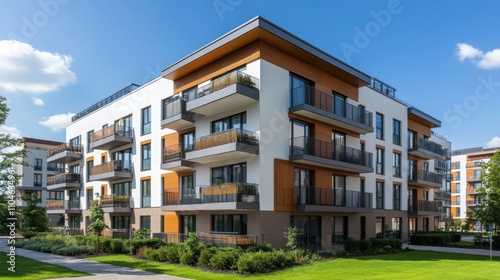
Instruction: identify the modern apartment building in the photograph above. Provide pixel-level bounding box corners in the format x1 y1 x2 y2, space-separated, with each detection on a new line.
451 146 499 230
50 16 451 249
15 137 63 226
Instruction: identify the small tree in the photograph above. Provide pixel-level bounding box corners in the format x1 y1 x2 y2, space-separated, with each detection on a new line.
448 218 462 232
19 192 49 238
88 193 108 253
284 226 298 250
477 152 500 230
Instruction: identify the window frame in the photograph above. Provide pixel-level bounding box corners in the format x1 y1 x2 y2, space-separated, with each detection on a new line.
376 113 384 140
141 106 151 135
141 143 151 171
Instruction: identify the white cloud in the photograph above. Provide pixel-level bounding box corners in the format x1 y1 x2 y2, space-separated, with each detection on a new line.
456 43 500 69
32 97 44 106
0 125 22 138
0 40 77 93
485 136 500 148
39 113 75 132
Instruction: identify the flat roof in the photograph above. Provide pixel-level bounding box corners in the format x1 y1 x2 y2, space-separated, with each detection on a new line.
23 137 62 147
162 16 372 85
408 107 441 128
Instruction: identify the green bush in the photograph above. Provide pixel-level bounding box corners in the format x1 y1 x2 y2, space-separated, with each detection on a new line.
110 239 124 254
245 243 273 253
344 238 359 252
124 238 165 255
40 243 53 253
358 239 372 253
50 243 65 254
209 247 242 270
144 247 162 262
370 238 386 249
101 238 112 253
270 250 295 269
55 245 93 256
411 233 451 245
198 246 218 267
164 244 181 264
179 251 197 266
451 233 462 243
236 251 295 274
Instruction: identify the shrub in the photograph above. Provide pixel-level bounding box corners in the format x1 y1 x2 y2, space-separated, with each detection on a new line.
411 233 451 245
209 247 242 270
344 238 359 252
124 238 165 255
370 238 386 249
40 243 53 253
270 250 295 269
101 238 113 254
236 251 295 274
110 239 124 254
450 233 461 243
358 239 372 253
245 243 273 253
134 228 151 240
179 251 197 266
198 246 218 267
50 243 65 254
294 246 319 263
144 247 161 262
56 245 93 256
164 244 181 264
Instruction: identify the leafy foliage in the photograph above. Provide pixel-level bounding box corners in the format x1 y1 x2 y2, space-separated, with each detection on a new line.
475 151 500 230
87 193 108 253
19 192 50 238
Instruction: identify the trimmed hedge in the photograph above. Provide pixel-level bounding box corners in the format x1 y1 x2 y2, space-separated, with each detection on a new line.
236 250 295 274
410 233 454 245
344 238 402 254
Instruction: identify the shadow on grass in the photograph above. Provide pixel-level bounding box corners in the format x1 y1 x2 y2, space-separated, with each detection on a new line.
351 250 500 262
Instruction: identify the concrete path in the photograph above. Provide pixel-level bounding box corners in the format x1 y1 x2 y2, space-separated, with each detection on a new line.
0 238 188 280
405 243 500 257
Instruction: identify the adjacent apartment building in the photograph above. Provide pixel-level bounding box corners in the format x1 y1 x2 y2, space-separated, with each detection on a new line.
47 16 451 249
451 146 500 230
15 137 64 226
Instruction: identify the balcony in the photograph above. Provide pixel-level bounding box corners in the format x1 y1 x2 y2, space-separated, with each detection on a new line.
185 129 259 164
90 125 133 150
408 169 443 188
452 175 460 181
408 200 442 215
435 161 450 170
46 200 81 214
295 186 373 213
466 161 482 169
154 232 264 248
100 194 131 213
434 190 451 201
437 213 452 223
46 173 81 191
184 71 259 116
289 85 373 134
466 186 481 194
467 176 481 182
47 143 83 163
466 199 481 207
89 160 132 182
162 183 260 211
161 144 194 172
290 137 373 173
161 96 195 130
408 138 447 160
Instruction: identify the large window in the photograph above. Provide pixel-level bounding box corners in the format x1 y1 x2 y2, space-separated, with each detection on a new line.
290 74 314 106
376 113 384 140
393 153 401 177
393 184 401 210
408 160 416 180
69 135 81 146
112 216 130 229
392 119 401 145
290 119 312 155
294 168 313 205
392 217 402 239
87 130 94 152
181 131 195 151
211 163 246 185
33 174 42 187
113 148 132 170
376 182 384 209
211 112 246 133
141 143 151 171
34 158 42 171
180 215 196 234
114 115 132 135
140 216 151 230
47 191 64 200
375 217 385 236
86 189 93 209
112 182 131 196
141 179 151 207
291 216 321 249
376 148 384 175
141 106 151 135
87 160 93 181
211 214 247 235
332 216 348 244
408 130 416 149
332 91 346 117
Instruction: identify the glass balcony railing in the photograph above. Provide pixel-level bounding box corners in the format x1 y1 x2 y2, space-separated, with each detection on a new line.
296 186 373 208
163 183 260 205
46 173 81 186
192 129 259 151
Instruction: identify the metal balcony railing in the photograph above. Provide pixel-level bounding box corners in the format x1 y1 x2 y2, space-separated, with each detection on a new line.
290 136 373 168
163 144 187 163
408 200 442 212
290 85 373 127
46 173 81 186
100 194 130 208
296 186 373 208
162 95 188 119
153 232 263 247
466 161 483 168
192 129 259 151
434 190 451 200
47 143 83 158
163 183 260 205
183 71 259 102
408 169 443 184
91 125 132 142
409 137 447 157
46 200 81 211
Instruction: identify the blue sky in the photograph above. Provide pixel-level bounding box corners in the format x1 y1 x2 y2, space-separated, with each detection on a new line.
1 0 500 150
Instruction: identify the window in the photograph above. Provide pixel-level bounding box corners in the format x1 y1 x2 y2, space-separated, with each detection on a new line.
181 131 195 151
290 74 314 106
34 174 42 187
69 164 80 174
87 160 93 181
181 175 194 201
113 148 132 171
393 185 401 210
408 160 416 180
474 182 482 189
112 182 131 196
376 148 384 174
455 207 461 217
474 170 481 179
408 130 416 149
211 112 246 133
332 91 346 117
211 163 246 185
360 216 366 240
290 119 312 155
141 179 151 207
423 190 429 201
211 214 247 235
392 119 401 145
290 215 321 249
47 191 64 200
332 216 348 244
180 215 196 234
141 106 151 135
333 174 346 206
141 143 151 171
393 153 401 177
376 113 384 139
112 216 130 229
69 135 81 146
456 195 461 205
140 216 151 230
114 115 132 136
86 189 93 209
87 130 94 152
69 190 80 201
423 162 429 171
375 217 385 236
392 217 402 239
294 168 313 204
34 158 42 171
456 183 461 192
55 163 65 173
376 182 384 209
423 217 429 232
408 189 417 211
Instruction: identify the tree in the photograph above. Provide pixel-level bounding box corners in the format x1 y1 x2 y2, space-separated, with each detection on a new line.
0 96 28 234
476 151 500 231
19 192 50 238
447 218 462 232
88 193 108 253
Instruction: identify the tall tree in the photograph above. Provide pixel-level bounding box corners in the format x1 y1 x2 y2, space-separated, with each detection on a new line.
19 192 50 238
88 193 108 253
476 151 500 231
0 96 27 234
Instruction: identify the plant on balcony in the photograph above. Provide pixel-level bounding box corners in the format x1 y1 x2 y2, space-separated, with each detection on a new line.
194 130 237 151
237 73 256 89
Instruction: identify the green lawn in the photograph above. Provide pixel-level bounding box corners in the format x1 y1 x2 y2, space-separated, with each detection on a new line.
88 251 500 280
0 254 90 280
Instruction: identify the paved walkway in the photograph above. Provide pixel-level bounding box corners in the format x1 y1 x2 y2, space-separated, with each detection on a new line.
0 238 188 280
405 243 500 257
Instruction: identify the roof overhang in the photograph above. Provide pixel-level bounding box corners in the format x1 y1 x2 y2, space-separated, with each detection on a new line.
408 107 441 128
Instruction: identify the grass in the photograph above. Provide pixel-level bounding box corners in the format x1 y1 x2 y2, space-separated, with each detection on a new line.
0 254 90 280
88 251 500 280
